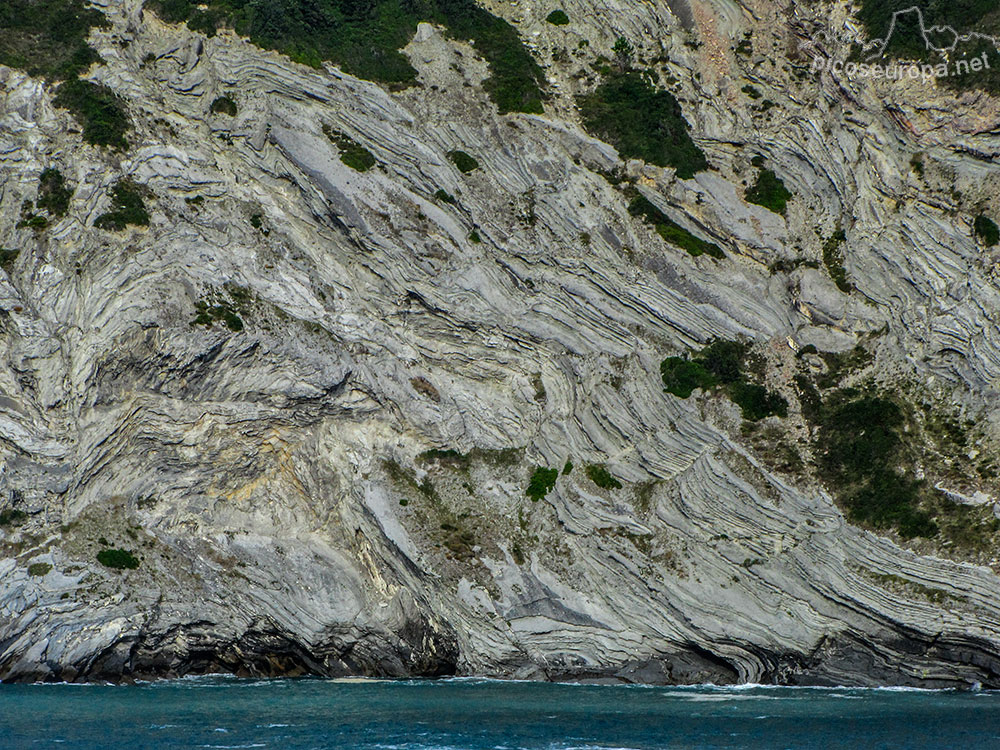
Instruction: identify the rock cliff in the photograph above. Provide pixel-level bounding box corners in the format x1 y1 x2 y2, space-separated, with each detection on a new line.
4 0 1000 686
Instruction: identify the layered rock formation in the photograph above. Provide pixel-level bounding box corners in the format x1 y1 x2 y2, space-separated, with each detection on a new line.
3 0 1000 686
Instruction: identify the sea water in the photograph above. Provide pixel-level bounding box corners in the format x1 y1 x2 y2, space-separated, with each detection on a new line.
1 676 998 749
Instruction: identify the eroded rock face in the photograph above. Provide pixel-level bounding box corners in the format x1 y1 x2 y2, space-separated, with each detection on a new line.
3 0 1000 686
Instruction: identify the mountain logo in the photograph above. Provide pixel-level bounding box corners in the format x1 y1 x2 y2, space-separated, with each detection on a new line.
862 6 998 61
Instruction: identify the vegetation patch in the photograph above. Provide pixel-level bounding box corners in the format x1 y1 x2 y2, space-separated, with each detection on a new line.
975 215 999 246
27 562 52 577
814 391 936 538
867 570 952 604
434 189 457 204
447 150 480 174
729 381 789 421
54 79 130 149
822 229 852 292
660 357 716 398
745 166 793 216
578 70 708 179
96 547 140 569
210 95 238 116
585 464 622 490
147 0 545 113
324 126 376 172
36 168 73 217
546 9 569 25
526 466 558 501
0 248 18 274
628 194 724 259
660 338 787 421
0 509 28 527
17 203 48 231
0 0 104 79
94 179 149 230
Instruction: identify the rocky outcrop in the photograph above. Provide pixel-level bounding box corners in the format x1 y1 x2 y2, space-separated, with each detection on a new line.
4 0 1000 686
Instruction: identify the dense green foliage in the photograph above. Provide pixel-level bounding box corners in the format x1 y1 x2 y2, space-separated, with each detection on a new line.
696 339 748 384
856 0 1000 93
94 180 149 230
0 0 104 79
325 127 376 171
96 548 140 569
585 464 622 490
578 71 708 179
546 9 569 25
53 78 130 149
660 339 787 421
815 392 937 539
434 189 457 204
37 168 73 217
526 466 558 501
447 150 480 174
745 167 793 215
210 95 238 116
729 382 789 421
628 195 724 259
822 229 852 292
660 357 715 398
975 215 999 246
147 0 545 113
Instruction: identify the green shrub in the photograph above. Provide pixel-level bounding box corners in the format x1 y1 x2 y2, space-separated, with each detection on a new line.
660 356 715 398
578 71 708 178
728 381 788 421
822 229 852 292
562 459 573 475
628 195 724 258
95 179 149 230
325 126 376 172
585 464 622 490
96 548 140 570
37 168 73 217
0 248 18 274
817 392 936 539
0 509 28 527
546 9 569 25
696 339 748 384
27 562 52 577
0 0 104 80
53 79 130 149
745 167 793 215
974 215 999 246
434 189 457 204
147 0 545 113
447 150 480 174
469 230 482 243
526 466 558 501
210 95 238 116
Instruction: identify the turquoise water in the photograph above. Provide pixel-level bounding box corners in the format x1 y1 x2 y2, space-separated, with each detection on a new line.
2 677 999 749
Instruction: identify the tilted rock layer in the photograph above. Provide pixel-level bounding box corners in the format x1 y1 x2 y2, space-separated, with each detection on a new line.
3 0 1000 686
